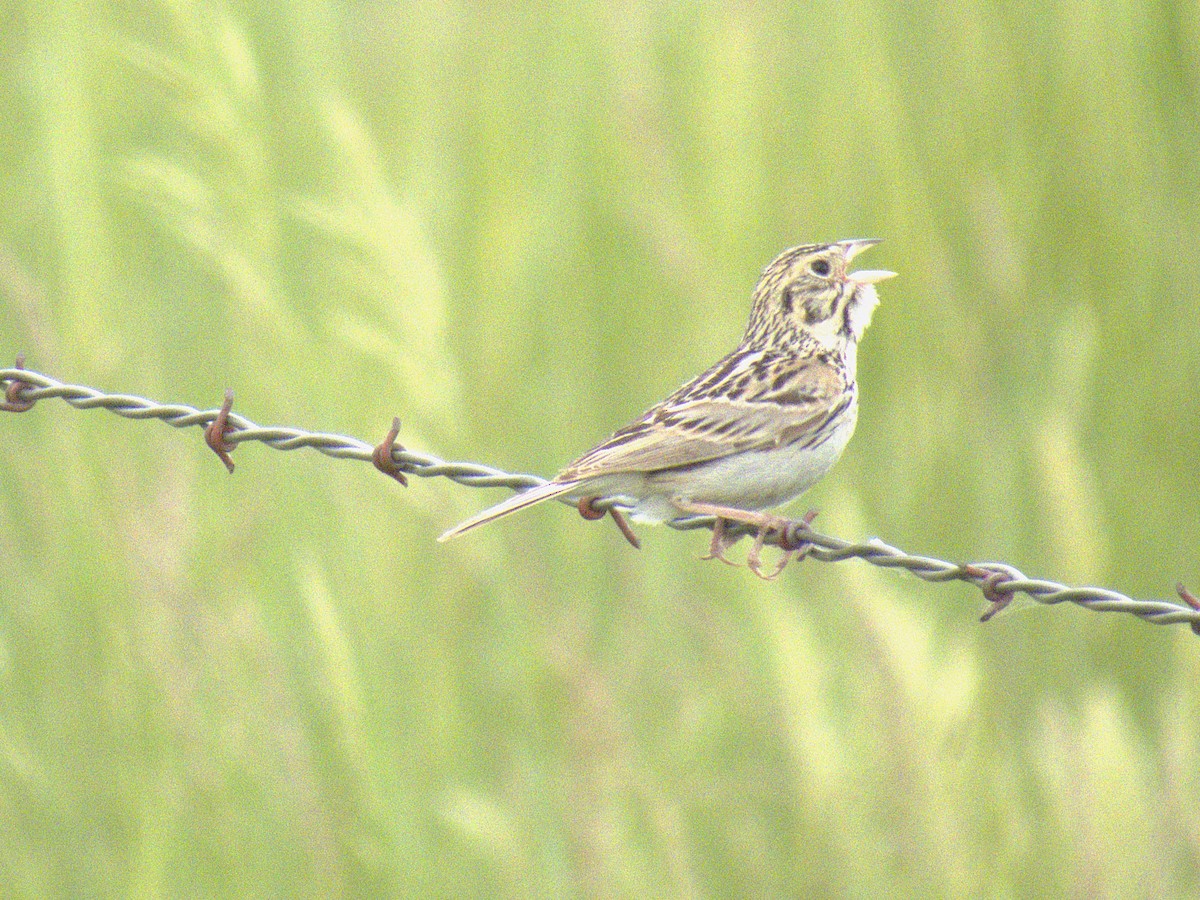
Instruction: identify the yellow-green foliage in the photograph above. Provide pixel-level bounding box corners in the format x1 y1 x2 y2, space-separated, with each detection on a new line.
1 1 1198 895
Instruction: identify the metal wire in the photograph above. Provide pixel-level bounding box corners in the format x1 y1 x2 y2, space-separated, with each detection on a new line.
4 360 1198 634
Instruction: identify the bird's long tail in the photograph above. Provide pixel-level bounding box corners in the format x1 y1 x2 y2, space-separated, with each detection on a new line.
437 480 579 542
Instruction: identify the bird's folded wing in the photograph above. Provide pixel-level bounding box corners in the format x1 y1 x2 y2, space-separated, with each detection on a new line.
560 355 845 478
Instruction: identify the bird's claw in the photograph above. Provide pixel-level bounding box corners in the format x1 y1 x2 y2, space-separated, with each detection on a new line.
682 502 818 580
699 517 741 566
745 513 814 580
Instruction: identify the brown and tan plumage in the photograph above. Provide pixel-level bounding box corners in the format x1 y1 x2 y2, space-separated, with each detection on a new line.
559 349 849 478
439 239 895 576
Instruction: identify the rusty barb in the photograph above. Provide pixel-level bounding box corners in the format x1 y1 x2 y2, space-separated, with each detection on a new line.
1 353 36 412
204 389 238 473
371 417 410 487
578 496 641 549
3 355 1198 635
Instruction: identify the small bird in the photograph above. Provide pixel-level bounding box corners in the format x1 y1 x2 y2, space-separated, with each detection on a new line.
439 239 895 577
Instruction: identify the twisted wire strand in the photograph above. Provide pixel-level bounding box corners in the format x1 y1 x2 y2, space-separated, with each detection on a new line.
4 362 1198 634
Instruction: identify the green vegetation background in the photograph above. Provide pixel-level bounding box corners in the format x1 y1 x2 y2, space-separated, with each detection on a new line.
2 1 1199 896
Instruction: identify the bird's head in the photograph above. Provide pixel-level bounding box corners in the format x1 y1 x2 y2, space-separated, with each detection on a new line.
744 239 895 352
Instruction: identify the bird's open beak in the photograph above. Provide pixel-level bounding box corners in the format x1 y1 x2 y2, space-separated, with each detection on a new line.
840 238 897 284
846 269 897 284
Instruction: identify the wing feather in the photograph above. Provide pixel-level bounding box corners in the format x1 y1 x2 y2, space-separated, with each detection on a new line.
558 349 848 480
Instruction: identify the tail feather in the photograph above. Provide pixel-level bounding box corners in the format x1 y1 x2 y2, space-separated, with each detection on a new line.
437 480 579 542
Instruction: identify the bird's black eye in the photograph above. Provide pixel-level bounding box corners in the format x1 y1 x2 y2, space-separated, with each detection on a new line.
810 259 832 277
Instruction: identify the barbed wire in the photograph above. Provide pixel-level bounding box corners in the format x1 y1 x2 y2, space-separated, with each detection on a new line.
4 357 1198 635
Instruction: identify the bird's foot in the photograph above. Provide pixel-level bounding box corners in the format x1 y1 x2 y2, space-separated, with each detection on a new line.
678 503 818 579
746 510 818 580
699 516 741 566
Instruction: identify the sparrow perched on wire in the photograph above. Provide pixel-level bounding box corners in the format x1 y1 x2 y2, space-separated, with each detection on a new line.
439 239 895 577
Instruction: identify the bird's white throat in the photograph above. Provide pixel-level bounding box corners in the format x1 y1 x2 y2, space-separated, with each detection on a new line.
846 283 880 341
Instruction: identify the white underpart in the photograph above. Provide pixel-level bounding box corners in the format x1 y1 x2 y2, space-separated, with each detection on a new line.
572 400 859 523
845 282 880 341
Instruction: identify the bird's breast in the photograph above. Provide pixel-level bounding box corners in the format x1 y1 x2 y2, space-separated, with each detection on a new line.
647 401 858 513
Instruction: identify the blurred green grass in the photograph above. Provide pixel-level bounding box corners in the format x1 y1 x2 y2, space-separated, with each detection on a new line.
2 0 1199 896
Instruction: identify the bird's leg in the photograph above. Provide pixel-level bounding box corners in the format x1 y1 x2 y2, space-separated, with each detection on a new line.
677 502 818 580
747 527 782 580
751 510 819 580
674 500 746 566
699 515 741 566
744 520 799 580
676 501 786 573
578 497 641 549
